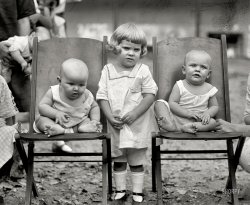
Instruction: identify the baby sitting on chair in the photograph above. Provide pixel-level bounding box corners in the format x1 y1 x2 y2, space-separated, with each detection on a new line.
34 58 102 152
154 50 219 133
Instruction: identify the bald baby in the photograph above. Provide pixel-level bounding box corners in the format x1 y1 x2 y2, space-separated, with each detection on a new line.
59 58 89 82
184 50 212 67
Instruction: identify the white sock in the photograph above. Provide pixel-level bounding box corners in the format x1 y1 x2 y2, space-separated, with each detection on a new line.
113 170 127 200
131 171 144 202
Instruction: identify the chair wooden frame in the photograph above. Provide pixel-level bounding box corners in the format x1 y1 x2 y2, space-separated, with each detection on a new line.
151 35 245 205
16 37 112 205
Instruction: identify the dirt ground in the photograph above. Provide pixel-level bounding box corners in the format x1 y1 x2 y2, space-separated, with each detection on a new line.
1 58 250 205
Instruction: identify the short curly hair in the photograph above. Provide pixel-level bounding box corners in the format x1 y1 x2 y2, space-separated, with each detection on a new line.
108 22 147 57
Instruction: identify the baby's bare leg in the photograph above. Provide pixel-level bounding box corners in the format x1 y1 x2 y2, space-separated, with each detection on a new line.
193 118 217 132
154 100 177 131
35 116 65 136
216 119 247 132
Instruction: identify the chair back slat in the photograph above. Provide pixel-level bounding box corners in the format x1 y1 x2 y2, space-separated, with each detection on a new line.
153 36 229 120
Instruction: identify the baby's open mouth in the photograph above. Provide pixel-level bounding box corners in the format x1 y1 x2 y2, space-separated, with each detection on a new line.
193 73 201 77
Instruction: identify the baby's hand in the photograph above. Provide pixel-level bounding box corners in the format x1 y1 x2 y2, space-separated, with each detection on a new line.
199 112 211 125
187 111 200 121
91 120 103 132
55 111 70 126
121 111 137 125
21 61 28 71
23 64 32 76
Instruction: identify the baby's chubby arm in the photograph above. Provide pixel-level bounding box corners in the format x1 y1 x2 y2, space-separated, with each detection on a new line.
200 95 219 124
89 100 101 122
169 83 200 120
38 89 69 125
121 93 155 125
10 50 28 70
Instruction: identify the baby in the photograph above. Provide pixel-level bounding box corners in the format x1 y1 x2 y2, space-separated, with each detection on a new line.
155 50 219 133
0 32 36 83
34 58 102 152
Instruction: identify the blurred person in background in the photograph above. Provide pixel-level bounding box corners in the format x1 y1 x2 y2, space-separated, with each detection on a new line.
0 0 35 180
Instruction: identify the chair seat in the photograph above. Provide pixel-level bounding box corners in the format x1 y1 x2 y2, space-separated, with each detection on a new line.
19 132 109 141
153 131 243 140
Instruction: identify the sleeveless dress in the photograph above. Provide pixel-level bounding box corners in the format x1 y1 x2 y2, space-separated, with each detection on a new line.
51 85 94 128
158 80 218 130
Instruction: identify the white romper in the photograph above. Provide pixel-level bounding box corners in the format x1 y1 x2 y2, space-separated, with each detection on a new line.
158 80 218 130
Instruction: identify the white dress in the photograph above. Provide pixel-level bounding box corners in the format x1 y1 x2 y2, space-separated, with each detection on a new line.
50 85 94 128
158 80 218 130
96 63 158 157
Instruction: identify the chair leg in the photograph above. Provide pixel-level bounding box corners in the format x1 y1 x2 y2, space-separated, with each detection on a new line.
25 142 35 205
152 136 156 192
107 137 112 196
226 137 245 189
15 139 39 197
102 139 108 205
226 139 240 205
155 145 163 205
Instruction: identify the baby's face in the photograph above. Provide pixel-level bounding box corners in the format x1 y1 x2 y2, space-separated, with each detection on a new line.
182 51 211 85
60 65 88 100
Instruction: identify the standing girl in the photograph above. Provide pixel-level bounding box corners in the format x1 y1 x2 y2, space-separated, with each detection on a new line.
96 23 158 203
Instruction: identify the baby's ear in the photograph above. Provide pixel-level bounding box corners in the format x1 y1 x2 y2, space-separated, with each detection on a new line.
181 65 186 74
207 69 212 79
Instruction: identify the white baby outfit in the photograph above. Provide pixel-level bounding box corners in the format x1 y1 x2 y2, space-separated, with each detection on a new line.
158 80 218 130
34 85 95 133
50 85 94 128
0 36 31 83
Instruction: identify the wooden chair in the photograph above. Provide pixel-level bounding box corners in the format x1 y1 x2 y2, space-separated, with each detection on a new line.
151 35 246 205
16 37 112 205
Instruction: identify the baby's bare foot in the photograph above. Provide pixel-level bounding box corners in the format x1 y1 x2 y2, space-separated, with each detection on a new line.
181 123 197 133
157 116 176 131
44 124 65 137
216 119 238 132
78 121 102 132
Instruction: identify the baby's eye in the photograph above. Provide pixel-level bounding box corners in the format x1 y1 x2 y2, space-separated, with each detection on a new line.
201 65 208 70
190 64 197 67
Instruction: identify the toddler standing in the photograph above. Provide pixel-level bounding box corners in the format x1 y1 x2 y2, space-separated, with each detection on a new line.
155 50 219 133
96 23 158 203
